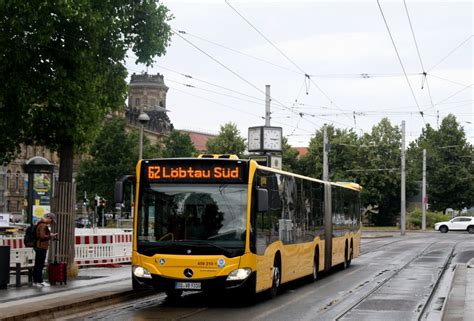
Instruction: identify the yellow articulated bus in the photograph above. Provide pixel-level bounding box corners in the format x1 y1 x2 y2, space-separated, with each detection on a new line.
114 157 361 300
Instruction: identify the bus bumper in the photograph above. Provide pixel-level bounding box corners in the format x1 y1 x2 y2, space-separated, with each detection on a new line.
135 272 256 294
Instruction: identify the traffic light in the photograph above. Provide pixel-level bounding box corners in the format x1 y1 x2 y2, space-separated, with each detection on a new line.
83 197 89 208
99 198 107 209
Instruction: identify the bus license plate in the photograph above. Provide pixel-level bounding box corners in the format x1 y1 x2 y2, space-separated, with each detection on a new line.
175 282 201 290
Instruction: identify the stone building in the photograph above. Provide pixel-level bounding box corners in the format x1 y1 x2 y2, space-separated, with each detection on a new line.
0 146 59 221
125 73 173 143
125 72 215 150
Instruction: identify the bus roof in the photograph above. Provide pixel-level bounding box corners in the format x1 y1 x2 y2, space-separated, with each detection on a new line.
252 160 362 191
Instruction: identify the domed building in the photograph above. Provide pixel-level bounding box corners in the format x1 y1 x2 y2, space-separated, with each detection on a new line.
125 73 173 143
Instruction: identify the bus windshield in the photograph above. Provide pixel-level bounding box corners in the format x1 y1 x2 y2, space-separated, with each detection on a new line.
137 184 248 257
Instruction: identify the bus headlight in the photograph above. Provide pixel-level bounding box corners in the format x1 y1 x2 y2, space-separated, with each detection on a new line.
226 268 252 281
133 266 152 279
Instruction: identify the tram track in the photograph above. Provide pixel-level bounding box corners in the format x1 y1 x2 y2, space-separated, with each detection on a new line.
52 235 463 321
334 240 458 321
417 243 458 321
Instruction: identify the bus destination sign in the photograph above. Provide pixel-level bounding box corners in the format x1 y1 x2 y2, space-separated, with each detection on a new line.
144 160 246 184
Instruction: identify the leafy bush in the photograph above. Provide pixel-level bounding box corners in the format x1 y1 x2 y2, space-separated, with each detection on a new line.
408 208 450 229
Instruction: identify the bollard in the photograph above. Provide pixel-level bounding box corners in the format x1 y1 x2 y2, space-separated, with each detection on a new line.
0 246 10 289
15 263 21 287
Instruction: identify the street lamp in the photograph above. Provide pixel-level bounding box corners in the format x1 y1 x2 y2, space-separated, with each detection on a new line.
138 112 150 159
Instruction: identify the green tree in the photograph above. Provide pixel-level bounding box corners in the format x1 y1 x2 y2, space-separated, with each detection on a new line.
300 125 360 182
357 118 417 225
206 123 246 157
0 1 172 266
162 130 196 158
281 137 301 173
408 115 473 211
77 117 160 220
77 117 137 210
128 130 162 160
0 1 172 181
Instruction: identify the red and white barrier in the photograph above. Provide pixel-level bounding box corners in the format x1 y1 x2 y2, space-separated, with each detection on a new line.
74 228 132 266
0 228 133 267
0 237 34 267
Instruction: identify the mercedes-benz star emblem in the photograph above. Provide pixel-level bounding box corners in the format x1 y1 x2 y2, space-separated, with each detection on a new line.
184 268 193 278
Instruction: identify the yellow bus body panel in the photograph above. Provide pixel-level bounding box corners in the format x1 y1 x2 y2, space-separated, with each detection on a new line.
255 237 325 293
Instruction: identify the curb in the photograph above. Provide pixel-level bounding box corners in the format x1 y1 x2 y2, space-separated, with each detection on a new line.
1 287 155 321
0 277 130 304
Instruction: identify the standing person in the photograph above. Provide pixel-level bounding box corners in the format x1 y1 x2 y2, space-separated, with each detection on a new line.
33 213 57 287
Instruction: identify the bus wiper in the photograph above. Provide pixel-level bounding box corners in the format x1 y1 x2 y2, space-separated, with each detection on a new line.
174 240 234 257
141 244 176 255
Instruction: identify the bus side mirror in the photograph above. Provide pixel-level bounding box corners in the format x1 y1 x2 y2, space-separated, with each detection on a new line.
257 188 269 212
114 175 135 204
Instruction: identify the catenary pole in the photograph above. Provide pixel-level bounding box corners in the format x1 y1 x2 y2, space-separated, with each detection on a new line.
401 120 406 236
265 85 271 126
323 125 329 181
422 149 427 230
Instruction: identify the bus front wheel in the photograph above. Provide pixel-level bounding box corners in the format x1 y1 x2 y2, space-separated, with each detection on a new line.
269 260 281 299
132 274 149 291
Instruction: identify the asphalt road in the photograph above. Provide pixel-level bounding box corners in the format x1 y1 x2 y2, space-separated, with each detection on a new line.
62 232 473 321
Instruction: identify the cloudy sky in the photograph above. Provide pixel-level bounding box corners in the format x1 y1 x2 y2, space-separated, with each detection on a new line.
126 0 473 147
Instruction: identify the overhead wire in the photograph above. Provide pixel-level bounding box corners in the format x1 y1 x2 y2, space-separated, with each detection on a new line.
377 0 426 125
175 29 301 75
427 74 472 88
170 30 420 80
224 0 354 124
428 34 473 72
434 84 474 106
403 0 435 115
167 85 314 135
164 77 269 107
171 28 354 132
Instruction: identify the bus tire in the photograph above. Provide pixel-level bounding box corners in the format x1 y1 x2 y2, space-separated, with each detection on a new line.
343 242 349 269
347 240 353 268
269 257 281 299
310 250 319 282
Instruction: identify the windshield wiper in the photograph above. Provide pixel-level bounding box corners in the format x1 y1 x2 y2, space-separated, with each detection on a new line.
140 244 176 255
173 240 234 257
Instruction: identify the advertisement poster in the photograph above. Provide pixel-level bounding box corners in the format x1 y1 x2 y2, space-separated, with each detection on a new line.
32 173 52 222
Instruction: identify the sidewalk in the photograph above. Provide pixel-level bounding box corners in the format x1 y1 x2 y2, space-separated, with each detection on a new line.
0 265 133 320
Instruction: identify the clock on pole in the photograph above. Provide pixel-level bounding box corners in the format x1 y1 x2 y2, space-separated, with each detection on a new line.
248 126 282 152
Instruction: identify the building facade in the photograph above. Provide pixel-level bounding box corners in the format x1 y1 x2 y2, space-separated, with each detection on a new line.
0 146 59 221
125 73 173 140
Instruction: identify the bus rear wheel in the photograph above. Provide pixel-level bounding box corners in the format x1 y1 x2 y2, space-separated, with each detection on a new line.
347 244 353 268
310 255 319 282
343 243 352 269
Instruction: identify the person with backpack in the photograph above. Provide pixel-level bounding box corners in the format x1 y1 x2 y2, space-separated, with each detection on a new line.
33 213 57 287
